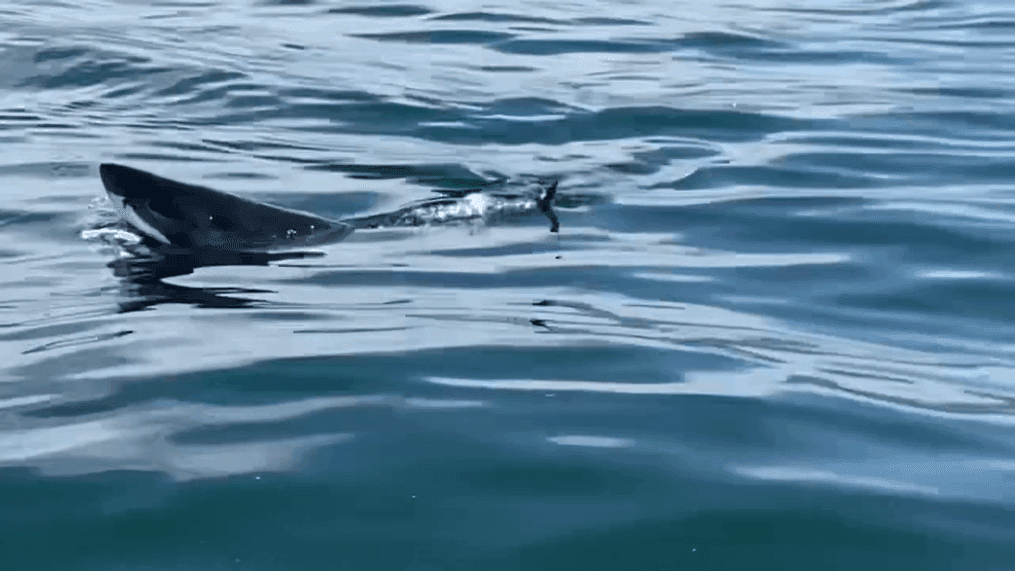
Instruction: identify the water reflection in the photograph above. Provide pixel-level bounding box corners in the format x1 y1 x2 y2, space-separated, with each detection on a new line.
108 246 324 313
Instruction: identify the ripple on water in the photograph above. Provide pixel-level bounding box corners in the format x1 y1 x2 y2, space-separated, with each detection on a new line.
2 0 1015 568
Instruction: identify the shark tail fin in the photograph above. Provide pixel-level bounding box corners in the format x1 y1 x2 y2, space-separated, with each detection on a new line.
537 180 559 233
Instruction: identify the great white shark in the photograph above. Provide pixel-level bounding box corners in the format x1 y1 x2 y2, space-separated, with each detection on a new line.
98 163 559 254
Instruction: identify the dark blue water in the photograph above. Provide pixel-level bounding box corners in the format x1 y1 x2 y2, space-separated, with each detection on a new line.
2 0 1015 569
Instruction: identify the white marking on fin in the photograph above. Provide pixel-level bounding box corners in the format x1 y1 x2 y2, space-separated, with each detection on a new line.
106 192 171 244
124 206 171 244
105 192 124 210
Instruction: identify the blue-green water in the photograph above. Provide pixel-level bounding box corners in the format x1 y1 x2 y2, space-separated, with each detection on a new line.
2 0 1015 569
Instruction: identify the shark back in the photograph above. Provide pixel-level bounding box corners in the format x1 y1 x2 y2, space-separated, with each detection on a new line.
99 163 353 251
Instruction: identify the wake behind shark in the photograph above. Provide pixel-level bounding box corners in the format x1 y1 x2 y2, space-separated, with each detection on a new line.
98 163 559 255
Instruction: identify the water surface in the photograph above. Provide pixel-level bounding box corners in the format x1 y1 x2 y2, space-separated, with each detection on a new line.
2 0 1015 569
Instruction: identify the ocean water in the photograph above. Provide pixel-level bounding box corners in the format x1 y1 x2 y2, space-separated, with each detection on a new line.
2 0 1015 568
